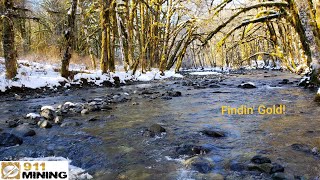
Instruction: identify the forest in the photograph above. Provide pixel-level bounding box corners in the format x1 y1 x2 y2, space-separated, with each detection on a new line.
1 0 320 85
1 0 320 180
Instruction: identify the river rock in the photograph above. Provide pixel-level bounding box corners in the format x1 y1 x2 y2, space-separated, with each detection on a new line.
40 108 55 120
291 143 312 154
167 91 182 97
311 147 319 155
81 109 89 115
182 81 193 86
99 103 112 111
113 76 121 88
230 162 247 171
88 116 100 122
38 120 52 128
141 90 154 95
183 156 214 173
238 82 256 89
270 163 285 174
201 130 225 138
176 144 211 155
60 122 82 127
195 173 224 180
60 102 75 113
161 96 172 100
248 163 272 173
0 133 23 147
209 84 221 88
23 130 36 137
279 79 290 84
251 155 271 164
8 120 19 128
54 116 63 124
271 173 295 180
86 103 100 112
144 124 166 137
71 103 84 113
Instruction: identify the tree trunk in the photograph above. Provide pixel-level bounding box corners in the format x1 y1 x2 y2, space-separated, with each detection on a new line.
2 0 18 79
100 0 111 73
61 0 78 78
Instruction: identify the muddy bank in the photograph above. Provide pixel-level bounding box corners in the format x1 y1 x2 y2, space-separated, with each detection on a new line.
0 70 319 180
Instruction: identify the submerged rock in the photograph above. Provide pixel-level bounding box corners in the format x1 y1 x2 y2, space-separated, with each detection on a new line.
0 133 23 147
230 162 247 172
270 163 285 174
248 163 272 173
87 117 100 122
60 122 82 127
271 172 294 180
251 155 271 164
201 130 225 138
176 144 210 156
8 120 19 128
208 84 221 88
279 79 290 84
167 91 182 97
194 173 224 180
291 143 312 154
143 124 166 137
23 130 36 137
183 156 214 173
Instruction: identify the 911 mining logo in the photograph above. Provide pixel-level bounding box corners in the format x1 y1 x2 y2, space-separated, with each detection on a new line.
0 161 68 180
1 162 20 179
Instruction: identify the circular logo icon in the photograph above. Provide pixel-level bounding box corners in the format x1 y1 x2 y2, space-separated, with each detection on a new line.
1 162 20 179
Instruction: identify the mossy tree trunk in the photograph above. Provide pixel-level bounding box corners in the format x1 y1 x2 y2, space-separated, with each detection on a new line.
100 0 111 73
2 0 18 79
61 0 78 78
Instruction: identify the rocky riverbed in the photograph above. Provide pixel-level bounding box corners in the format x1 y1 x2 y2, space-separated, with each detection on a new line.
0 70 319 180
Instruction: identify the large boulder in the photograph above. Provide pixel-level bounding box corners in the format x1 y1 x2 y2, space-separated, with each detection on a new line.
0 133 23 147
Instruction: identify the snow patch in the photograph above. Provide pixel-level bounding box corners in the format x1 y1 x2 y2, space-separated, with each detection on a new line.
318 88 320 95
241 82 255 86
19 157 93 180
0 59 183 92
26 113 41 119
189 72 221 76
41 106 55 111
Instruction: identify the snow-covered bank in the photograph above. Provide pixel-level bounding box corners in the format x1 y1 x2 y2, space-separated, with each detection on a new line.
20 157 92 180
0 59 183 92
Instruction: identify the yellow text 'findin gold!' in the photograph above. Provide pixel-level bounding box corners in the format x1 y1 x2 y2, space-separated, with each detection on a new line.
221 105 286 115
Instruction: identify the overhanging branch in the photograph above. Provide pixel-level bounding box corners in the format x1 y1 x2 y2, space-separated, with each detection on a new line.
202 1 288 46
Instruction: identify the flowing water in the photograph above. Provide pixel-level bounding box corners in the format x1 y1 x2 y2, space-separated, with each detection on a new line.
0 70 319 180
